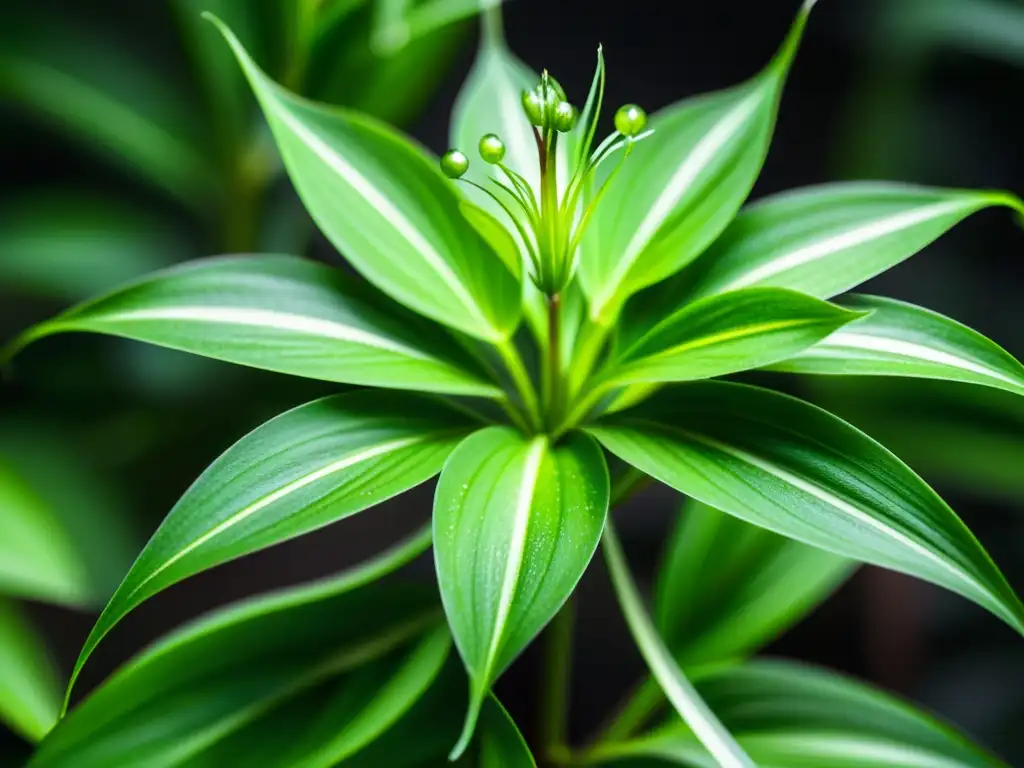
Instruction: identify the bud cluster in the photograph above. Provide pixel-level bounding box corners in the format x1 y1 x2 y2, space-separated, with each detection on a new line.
440 49 653 297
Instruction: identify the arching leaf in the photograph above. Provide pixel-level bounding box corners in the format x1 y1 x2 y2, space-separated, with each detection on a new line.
433 427 609 759
212 17 521 343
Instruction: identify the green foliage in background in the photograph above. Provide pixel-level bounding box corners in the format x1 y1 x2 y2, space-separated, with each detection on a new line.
3 0 1024 765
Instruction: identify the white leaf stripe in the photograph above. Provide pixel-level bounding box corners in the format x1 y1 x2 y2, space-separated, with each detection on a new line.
625 419 984 597
481 436 548 682
593 88 765 316
83 306 437 359
244 61 488 331
720 199 971 292
741 734 969 765
122 434 442 604
603 524 755 768
626 317 827 365
790 330 1023 388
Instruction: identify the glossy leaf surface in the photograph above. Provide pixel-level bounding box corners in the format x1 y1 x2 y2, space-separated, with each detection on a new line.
594 660 1005 768
449 8 544 275
588 381 1024 635
606 288 862 386
656 500 854 668
33 531 443 767
578 1 815 323
434 427 609 758
67 390 476 701
214 18 521 342
603 524 754 768
0 599 60 743
682 183 1023 301
9 255 500 397
770 294 1024 396
808 378 1024 505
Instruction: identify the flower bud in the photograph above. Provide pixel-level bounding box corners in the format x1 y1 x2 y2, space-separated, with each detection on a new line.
552 101 577 133
614 104 648 138
440 149 469 179
479 134 506 164
521 88 545 126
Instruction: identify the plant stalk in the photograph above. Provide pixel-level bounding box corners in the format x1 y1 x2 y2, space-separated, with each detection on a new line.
545 293 564 431
540 599 574 766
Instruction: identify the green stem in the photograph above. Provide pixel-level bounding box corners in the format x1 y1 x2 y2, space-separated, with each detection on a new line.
497 339 543 432
545 294 563 431
540 599 574 765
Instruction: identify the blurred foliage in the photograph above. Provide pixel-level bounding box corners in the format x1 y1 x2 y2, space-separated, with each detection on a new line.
816 1 1024 762
0 0 483 753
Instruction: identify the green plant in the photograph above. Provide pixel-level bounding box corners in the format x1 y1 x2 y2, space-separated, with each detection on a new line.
7 1 1024 765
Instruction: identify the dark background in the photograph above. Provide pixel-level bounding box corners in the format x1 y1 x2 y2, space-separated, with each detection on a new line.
2 0 1023 763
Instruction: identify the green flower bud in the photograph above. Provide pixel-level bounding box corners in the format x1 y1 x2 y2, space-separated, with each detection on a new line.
440 149 469 179
521 88 545 126
614 104 648 137
479 133 506 164
552 101 577 133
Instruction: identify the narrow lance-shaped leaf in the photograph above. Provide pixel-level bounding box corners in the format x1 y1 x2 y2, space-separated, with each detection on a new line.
211 16 521 342
32 529 445 767
434 427 609 759
604 287 864 387
769 294 1024 397
681 182 1024 302
0 599 61 743
807 377 1024 504
6 255 501 398
591 660 1006 768
602 523 755 768
578 0 818 324
64 390 477 706
588 381 1024 636
451 6 542 213
657 500 854 668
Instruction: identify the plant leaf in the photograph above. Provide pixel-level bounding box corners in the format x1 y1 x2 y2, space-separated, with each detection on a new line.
8 255 501 398
64 390 477 705
806 377 1024 505
768 294 1024 397
451 7 540 208
604 287 863 386
681 182 1023 302
0 460 90 607
577 1 817 323
477 695 537 768
602 523 755 768
32 530 443 766
434 427 609 759
0 15 212 206
587 381 1024 636
592 659 1006 767
0 194 184 302
211 17 521 343
0 599 60 743
656 499 854 668
459 201 523 281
